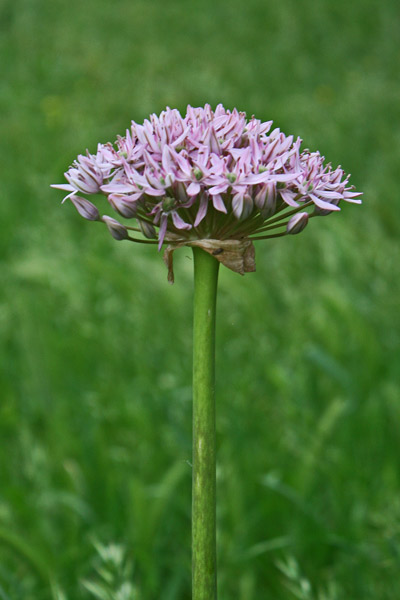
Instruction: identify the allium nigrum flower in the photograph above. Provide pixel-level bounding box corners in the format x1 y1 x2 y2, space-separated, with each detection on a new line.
52 104 362 272
51 106 363 596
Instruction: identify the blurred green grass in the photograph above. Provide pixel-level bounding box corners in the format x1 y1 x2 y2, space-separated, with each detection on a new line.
1 0 399 598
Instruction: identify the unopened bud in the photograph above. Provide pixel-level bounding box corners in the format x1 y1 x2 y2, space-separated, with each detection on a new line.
176 181 188 202
256 183 276 218
287 212 309 235
138 219 157 239
102 216 129 240
70 195 100 221
232 193 253 220
108 195 137 218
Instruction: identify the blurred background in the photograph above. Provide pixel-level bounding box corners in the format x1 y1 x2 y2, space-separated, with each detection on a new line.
1 0 399 598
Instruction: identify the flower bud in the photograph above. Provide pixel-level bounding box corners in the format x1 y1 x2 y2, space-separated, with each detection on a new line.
176 181 188 202
70 195 100 221
138 219 157 239
102 216 129 240
286 212 309 235
232 192 253 220
108 195 137 218
256 183 276 218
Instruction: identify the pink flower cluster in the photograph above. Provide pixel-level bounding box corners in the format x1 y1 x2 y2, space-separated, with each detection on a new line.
52 104 361 249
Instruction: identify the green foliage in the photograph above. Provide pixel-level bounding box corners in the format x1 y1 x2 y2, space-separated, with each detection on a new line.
81 542 139 600
276 555 340 600
0 0 399 598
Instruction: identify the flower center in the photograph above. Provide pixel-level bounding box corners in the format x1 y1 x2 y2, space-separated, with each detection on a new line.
162 197 177 212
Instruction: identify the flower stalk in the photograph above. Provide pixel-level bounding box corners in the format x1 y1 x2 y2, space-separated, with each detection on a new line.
192 247 219 600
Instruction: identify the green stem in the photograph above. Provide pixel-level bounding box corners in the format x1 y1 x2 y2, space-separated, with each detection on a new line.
253 200 314 233
126 236 159 244
192 247 219 600
249 231 287 240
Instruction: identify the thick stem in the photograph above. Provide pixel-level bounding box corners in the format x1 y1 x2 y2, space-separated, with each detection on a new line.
192 247 219 600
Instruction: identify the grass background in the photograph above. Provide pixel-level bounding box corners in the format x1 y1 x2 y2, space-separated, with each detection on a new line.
1 0 399 598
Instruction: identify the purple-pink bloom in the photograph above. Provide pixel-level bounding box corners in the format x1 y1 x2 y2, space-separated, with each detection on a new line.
52 104 362 249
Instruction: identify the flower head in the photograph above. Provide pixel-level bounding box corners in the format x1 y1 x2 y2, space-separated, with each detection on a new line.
52 104 362 273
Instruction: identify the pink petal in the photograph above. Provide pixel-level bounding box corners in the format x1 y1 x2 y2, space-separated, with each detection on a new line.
158 215 168 250
171 211 192 230
310 193 341 211
162 145 173 174
143 187 165 197
212 194 227 213
270 172 300 182
232 192 244 219
343 191 363 203
51 183 75 191
316 190 343 199
194 194 209 227
209 183 229 195
187 182 201 196
101 182 138 194
280 190 300 208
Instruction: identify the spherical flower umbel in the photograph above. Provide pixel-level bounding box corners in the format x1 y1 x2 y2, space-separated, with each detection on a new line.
52 104 362 276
